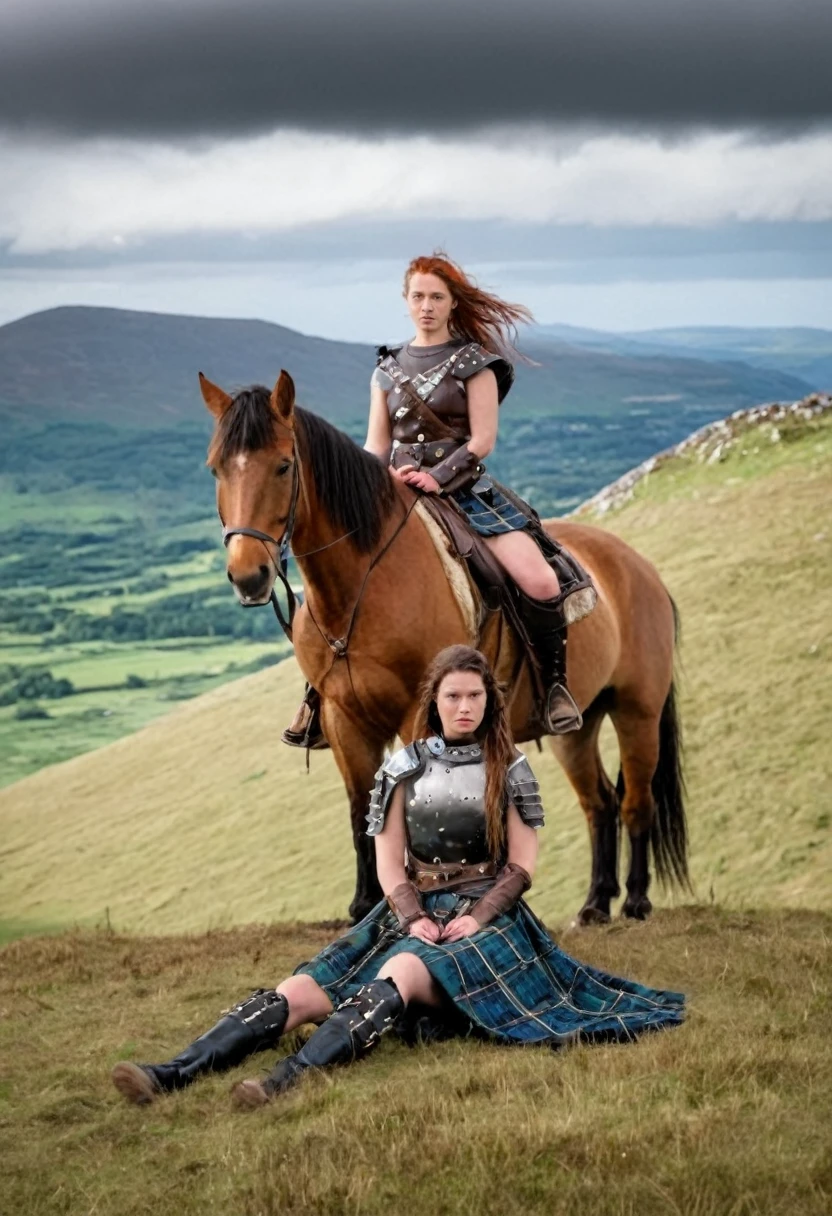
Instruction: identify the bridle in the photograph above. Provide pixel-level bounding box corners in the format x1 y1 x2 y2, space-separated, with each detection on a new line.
220 460 301 641
219 450 417 734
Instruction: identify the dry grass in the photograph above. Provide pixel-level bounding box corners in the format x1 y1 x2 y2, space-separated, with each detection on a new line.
1 907 830 1215
0 414 830 936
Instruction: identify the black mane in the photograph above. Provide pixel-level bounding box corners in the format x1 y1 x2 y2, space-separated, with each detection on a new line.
211 385 396 554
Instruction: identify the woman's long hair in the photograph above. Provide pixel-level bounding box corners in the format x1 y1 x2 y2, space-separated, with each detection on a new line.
404 252 533 360
412 645 517 856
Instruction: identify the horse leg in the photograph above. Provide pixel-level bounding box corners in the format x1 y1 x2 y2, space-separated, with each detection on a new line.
549 697 620 925
321 703 385 924
610 702 661 920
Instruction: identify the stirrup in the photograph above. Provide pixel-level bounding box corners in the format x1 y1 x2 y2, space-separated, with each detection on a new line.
281 693 329 751
543 683 583 734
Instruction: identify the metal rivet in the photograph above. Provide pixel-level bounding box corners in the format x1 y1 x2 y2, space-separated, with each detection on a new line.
410 799 416 806
417 433 425 442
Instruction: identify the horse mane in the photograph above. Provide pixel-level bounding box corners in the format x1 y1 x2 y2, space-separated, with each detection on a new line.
209 385 396 554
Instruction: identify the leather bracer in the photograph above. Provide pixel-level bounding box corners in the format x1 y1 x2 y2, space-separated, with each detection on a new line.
470 862 532 927
387 881 427 929
429 443 483 496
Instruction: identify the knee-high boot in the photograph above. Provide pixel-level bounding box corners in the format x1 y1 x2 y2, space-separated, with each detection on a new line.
111 988 289 1105
232 978 403 1108
519 593 583 734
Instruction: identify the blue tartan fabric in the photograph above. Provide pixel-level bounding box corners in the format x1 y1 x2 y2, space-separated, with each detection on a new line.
294 889 685 1045
453 478 528 536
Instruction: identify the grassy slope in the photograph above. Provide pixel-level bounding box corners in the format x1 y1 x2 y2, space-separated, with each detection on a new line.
1 908 830 1215
1 412 830 936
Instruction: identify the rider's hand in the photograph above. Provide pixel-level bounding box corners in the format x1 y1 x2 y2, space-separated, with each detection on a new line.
408 916 441 943
389 464 415 483
402 469 441 495
438 915 480 942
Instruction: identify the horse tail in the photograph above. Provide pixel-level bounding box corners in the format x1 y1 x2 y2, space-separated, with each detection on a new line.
650 596 690 890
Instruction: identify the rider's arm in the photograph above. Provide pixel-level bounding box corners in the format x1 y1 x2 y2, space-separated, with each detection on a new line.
365 382 393 462
466 367 499 461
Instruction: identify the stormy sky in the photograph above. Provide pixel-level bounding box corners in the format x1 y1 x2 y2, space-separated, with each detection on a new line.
1 0 830 336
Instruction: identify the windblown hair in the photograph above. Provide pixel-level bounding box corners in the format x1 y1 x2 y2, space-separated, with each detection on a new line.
413 645 517 857
404 252 533 360
207 386 396 553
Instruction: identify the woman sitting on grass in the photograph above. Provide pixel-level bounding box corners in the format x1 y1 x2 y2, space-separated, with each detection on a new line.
112 645 684 1109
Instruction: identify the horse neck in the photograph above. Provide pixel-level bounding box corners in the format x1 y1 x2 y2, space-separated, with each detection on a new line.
290 461 385 622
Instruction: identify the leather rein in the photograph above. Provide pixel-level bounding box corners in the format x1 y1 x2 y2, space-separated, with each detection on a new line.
220 458 416 683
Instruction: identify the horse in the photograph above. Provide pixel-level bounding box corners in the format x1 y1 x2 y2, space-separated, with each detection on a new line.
200 370 689 925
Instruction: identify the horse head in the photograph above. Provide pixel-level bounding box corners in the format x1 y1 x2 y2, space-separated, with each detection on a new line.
200 370 297 605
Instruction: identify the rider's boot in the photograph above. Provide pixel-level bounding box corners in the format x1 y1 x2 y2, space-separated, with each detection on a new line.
281 684 329 750
111 988 289 1105
519 593 583 734
231 978 404 1108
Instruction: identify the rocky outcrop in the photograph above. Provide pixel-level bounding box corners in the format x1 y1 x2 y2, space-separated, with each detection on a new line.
575 392 832 517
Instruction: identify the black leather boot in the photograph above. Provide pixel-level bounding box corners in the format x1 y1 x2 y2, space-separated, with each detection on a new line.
232 978 403 1108
112 988 289 1105
519 593 583 734
281 684 329 750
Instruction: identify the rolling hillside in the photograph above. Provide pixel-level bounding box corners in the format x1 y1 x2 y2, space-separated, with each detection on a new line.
1 401 829 938
0 305 812 427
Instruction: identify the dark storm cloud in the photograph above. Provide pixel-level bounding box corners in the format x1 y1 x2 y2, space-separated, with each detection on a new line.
0 0 830 138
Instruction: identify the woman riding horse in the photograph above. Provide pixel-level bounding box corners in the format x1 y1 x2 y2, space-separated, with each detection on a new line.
284 253 583 749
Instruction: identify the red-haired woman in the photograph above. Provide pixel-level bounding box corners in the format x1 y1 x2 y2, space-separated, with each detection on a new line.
112 646 684 1109
283 254 589 751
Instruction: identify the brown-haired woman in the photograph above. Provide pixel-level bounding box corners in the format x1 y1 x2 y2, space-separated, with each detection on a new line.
113 646 684 1109
283 253 586 752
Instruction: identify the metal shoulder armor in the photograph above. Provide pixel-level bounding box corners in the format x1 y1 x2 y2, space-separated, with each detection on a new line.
451 342 515 404
506 752 544 828
366 742 425 836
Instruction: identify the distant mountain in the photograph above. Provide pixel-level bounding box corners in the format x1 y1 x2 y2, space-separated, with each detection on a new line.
532 323 832 388
0 306 812 430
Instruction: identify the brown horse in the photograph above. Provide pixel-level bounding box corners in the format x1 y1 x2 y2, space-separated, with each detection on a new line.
201 370 689 924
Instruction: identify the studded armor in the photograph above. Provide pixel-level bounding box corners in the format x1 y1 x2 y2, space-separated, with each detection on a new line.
366 737 545 873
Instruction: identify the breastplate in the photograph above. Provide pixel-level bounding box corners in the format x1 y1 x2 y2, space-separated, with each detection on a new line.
385 360 471 445
404 742 489 865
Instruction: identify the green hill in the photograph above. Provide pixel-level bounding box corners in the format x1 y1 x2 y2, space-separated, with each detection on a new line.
1 400 829 938
0 306 811 426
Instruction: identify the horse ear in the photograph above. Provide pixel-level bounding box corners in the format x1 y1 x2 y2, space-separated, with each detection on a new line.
271 370 295 422
199 372 233 419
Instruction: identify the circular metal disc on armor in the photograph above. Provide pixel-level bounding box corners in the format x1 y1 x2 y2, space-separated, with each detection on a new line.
426 736 446 756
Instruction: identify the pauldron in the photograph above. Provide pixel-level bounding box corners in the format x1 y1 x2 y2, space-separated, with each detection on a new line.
366 740 432 836
506 753 545 829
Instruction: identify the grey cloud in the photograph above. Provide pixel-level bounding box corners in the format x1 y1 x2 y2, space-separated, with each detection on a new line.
0 0 830 138
3 220 831 282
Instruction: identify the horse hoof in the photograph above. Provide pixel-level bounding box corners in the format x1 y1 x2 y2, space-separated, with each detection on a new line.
576 904 611 927
231 1079 271 1109
111 1062 160 1106
621 896 652 920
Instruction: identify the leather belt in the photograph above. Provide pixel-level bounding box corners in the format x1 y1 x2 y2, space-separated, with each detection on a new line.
409 856 498 893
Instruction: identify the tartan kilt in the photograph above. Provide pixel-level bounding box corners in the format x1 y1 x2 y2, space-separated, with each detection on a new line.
294 888 685 1046
452 478 529 536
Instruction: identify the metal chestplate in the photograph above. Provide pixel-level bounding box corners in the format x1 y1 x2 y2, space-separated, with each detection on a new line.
403 742 490 866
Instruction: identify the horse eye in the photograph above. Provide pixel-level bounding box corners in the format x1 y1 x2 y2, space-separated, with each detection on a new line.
276 461 292 477
209 467 218 479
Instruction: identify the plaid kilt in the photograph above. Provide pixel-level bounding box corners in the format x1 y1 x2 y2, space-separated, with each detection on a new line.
294 888 685 1045
452 478 529 536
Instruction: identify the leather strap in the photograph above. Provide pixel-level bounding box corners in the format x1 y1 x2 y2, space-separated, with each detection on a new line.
386 881 427 929
470 862 532 926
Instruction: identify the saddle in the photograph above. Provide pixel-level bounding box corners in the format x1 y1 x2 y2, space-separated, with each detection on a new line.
418 488 597 722
281 486 597 751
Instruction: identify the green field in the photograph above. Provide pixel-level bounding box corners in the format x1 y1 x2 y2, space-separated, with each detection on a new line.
1 907 829 1215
